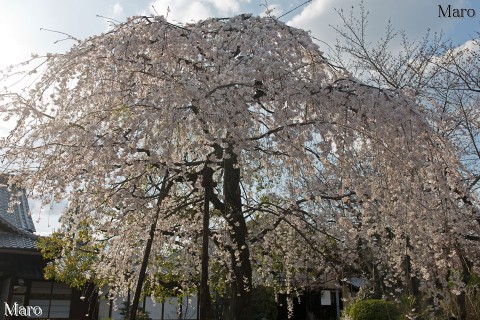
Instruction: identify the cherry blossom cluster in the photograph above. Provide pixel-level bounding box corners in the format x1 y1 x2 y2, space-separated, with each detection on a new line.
0 14 478 313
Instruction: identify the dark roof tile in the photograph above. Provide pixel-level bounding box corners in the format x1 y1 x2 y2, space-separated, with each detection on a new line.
0 179 38 250
0 231 37 250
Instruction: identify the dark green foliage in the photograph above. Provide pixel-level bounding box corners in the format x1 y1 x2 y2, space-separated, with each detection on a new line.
37 221 103 290
345 299 400 320
249 286 278 320
118 301 151 320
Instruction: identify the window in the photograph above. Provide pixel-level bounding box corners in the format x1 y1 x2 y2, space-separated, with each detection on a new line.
28 281 72 318
12 278 27 307
320 290 332 305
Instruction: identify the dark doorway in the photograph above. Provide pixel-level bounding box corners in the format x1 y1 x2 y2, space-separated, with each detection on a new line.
277 290 341 320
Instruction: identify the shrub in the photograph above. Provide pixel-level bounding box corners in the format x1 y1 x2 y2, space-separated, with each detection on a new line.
345 299 400 320
249 286 278 320
118 301 152 320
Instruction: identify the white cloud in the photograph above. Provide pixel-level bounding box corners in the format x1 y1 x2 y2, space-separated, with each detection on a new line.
149 0 247 23
287 0 459 56
150 0 212 23
112 2 124 16
207 0 240 15
260 3 283 18
0 8 32 69
288 0 330 23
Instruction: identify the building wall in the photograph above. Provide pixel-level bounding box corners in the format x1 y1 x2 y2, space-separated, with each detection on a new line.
0 277 94 320
0 278 12 319
97 294 198 320
277 289 342 320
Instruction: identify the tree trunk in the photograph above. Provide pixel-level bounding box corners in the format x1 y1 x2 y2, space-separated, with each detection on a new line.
222 146 252 320
130 174 171 320
450 241 473 320
130 218 157 320
200 167 213 320
456 254 472 320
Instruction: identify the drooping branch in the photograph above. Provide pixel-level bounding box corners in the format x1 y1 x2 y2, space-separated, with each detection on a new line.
130 171 173 320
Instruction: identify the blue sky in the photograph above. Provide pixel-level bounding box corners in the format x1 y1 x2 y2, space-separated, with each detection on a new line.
0 0 478 69
0 0 478 234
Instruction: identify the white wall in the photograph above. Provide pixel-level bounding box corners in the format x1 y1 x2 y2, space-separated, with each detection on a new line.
98 294 198 320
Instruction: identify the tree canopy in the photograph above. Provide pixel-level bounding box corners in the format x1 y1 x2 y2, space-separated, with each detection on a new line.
332 6 480 318
1 14 478 319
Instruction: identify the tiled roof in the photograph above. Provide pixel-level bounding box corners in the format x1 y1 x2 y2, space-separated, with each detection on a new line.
348 277 368 289
0 231 37 249
0 178 36 232
0 177 38 250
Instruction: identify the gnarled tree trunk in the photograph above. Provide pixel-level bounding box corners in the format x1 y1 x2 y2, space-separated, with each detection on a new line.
222 146 252 320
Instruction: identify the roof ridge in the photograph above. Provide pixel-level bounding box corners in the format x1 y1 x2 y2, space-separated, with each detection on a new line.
0 215 38 240
0 179 36 233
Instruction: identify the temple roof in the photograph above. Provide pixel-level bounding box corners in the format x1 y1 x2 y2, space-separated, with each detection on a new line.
0 176 38 251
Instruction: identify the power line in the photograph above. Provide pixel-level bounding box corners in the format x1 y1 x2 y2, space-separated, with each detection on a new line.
277 0 312 20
